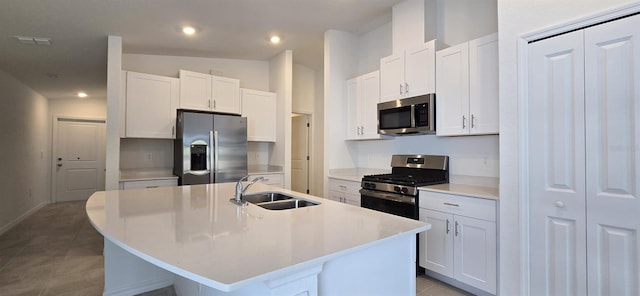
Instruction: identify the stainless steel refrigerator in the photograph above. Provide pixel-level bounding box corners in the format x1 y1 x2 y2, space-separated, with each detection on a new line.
174 110 248 185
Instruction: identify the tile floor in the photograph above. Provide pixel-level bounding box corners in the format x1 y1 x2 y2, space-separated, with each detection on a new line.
0 201 471 296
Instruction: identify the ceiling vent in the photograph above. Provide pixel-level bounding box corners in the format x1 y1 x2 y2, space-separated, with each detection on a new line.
14 36 51 46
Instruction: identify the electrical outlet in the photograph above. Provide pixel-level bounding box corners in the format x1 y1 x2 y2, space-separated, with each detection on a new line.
481 156 490 169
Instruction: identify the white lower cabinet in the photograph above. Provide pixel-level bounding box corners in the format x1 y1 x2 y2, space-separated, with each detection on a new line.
419 190 497 295
119 179 178 190
249 173 283 188
327 178 361 206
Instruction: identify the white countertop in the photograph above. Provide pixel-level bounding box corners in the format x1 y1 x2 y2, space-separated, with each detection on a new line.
119 169 178 182
420 183 499 200
86 183 428 291
328 168 390 182
247 165 284 174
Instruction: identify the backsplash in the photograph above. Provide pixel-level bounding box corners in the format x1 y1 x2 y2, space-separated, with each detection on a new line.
120 138 174 169
356 134 499 178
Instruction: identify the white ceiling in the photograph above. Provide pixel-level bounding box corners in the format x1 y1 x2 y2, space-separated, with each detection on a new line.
0 0 403 100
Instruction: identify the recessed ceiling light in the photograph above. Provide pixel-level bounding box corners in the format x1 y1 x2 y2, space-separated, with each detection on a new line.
77 92 88 98
270 35 281 44
182 26 196 35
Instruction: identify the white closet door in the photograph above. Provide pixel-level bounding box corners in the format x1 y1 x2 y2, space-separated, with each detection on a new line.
585 14 640 296
528 30 587 296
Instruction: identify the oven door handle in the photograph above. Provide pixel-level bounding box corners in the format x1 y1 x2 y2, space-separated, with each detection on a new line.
359 189 415 205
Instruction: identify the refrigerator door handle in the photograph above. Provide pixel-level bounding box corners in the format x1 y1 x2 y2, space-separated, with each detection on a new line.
209 130 214 183
213 130 220 182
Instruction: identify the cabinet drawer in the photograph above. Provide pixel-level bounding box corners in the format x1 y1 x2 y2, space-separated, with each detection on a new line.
328 178 361 195
419 190 496 222
121 179 177 190
249 173 283 187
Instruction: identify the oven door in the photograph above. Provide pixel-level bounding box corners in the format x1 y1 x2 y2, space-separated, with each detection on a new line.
360 188 417 219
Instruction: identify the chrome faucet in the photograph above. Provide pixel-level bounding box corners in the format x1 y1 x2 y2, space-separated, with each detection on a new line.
230 175 264 206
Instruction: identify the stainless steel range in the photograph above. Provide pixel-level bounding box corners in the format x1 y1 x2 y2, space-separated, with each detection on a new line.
360 154 449 219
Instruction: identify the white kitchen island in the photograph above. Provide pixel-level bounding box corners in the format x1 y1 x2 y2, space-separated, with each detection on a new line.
86 182 429 296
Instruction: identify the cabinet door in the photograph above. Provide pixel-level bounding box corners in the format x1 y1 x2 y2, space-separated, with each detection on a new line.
528 30 587 296
345 77 360 140
380 53 405 102
179 70 212 111
469 33 499 135
454 215 497 294
405 40 436 97
436 43 470 136
126 72 178 139
212 76 240 114
360 71 381 139
419 208 454 278
584 14 640 296
241 89 276 142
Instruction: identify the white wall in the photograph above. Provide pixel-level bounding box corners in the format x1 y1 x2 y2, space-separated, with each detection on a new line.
313 69 325 196
323 30 360 194
356 21 392 75
123 54 270 91
497 0 639 295
292 64 315 114
106 36 122 190
437 0 498 47
269 51 293 189
48 97 106 119
0 69 50 234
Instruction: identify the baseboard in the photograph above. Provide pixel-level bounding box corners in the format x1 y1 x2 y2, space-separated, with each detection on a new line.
0 201 49 236
423 270 495 296
102 276 175 296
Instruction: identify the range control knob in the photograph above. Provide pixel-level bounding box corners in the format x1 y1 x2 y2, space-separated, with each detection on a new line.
394 186 402 193
401 187 409 194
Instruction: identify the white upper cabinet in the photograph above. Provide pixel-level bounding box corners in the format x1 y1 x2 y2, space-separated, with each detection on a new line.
124 71 179 139
212 76 241 114
179 70 240 114
241 88 276 142
380 40 436 102
346 71 385 140
436 33 498 136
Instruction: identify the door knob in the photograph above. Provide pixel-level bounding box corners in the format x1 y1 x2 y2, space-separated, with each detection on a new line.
57 163 62 167
555 201 565 208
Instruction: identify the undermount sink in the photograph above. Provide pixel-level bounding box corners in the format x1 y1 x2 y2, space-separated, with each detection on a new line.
242 192 320 210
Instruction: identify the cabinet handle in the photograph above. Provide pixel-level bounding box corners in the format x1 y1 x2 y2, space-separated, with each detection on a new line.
462 115 467 129
339 185 347 190
455 221 459 236
172 126 175 136
443 202 459 207
555 201 565 208
471 114 476 128
360 126 364 135
146 186 159 189
213 100 217 109
208 100 211 108
357 126 361 135
399 83 403 95
405 82 409 93
446 219 450 234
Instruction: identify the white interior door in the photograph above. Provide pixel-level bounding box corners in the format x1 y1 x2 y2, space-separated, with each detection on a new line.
55 118 106 202
584 14 640 296
528 29 587 296
291 114 309 194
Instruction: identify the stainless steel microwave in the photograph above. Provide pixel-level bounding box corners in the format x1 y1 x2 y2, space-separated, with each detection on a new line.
377 94 436 135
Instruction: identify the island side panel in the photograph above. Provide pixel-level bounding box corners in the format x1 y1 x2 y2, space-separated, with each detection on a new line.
318 233 418 296
103 239 175 296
